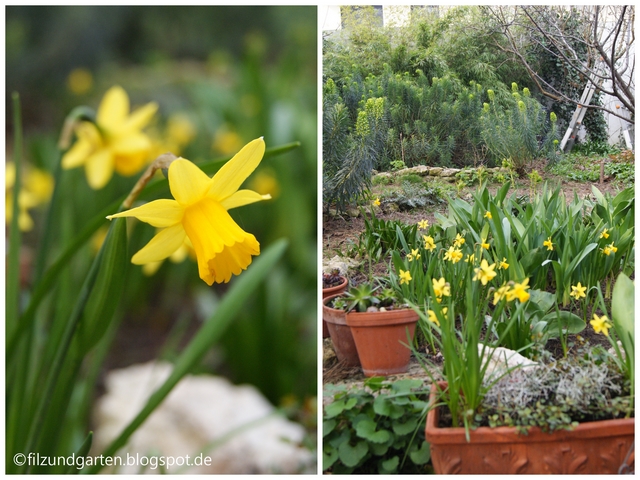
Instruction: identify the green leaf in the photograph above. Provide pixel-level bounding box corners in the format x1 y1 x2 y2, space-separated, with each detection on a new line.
392 417 418 435
380 456 399 473
355 419 392 443
390 378 423 394
325 396 357 419
75 218 128 355
65 431 93 474
323 445 339 470
373 395 391 416
528 289 555 314
612 272 634 358
409 440 431 465
323 419 337 437
541 311 585 336
370 442 389 456
338 440 369 467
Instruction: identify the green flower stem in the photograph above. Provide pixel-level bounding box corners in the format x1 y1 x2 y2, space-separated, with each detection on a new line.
8 142 301 359
19 220 118 473
85 239 288 474
7 92 23 338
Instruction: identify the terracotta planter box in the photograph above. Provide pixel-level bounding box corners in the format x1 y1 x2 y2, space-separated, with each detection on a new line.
322 294 360 367
345 308 418 377
322 276 348 339
425 381 635 474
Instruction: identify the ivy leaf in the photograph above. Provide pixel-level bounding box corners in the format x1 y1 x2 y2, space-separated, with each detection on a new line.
338 440 369 467
409 440 431 465
355 418 392 443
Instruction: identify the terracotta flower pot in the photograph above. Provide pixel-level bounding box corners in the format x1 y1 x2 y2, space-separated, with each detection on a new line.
425 381 635 474
322 294 360 367
322 275 348 338
345 308 418 376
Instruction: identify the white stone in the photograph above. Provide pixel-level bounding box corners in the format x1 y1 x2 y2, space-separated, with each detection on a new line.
479 345 538 380
323 255 359 276
92 362 314 474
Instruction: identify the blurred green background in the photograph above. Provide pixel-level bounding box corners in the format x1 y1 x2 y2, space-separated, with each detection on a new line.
6 5 317 414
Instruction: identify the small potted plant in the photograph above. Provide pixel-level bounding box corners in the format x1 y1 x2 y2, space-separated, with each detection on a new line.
340 282 419 377
322 270 348 338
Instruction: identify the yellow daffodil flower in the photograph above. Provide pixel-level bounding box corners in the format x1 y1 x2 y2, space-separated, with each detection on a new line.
423 235 436 252
506 278 530 303
464 253 475 263
492 284 511 305
498 258 509 270
373 197 381 207
212 126 243 155
406 248 421 262
484 211 492 219
67 68 93 95
453 233 465 248
107 138 271 285
141 231 196 276
443 246 463 263
5 162 54 231
602 243 618 256
399 269 412 285
427 307 447 326
543 237 554 251
473 259 497 285
432 277 451 298
600 228 610 239
418 219 429 230
480 238 490 250
570 282 587 300
62 85 158 189
590 314 612 337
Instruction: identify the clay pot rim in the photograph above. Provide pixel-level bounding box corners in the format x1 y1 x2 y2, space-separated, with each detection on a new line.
426 381 635 445
345 308 419 327
322 275 348 297
323 293 348 326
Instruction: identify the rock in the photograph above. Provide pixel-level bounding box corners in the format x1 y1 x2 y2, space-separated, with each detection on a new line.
440 168 461 177
347 208 360 218
428 167 443 177
323 255 359 276
404 165 430 176
479 345 538 380
92 362 314 474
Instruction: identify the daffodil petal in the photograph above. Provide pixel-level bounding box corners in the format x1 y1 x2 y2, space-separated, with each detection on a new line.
209 137 265 201
123 102 158 131
111 132 152 155
85 149 114 190
62 123 102 169
97 86 129 132
131 224 186 264
168 158 212 206
107 199 184 227
220 190 271 210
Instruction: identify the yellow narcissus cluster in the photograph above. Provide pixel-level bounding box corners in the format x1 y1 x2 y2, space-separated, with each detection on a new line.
107 138 271 285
